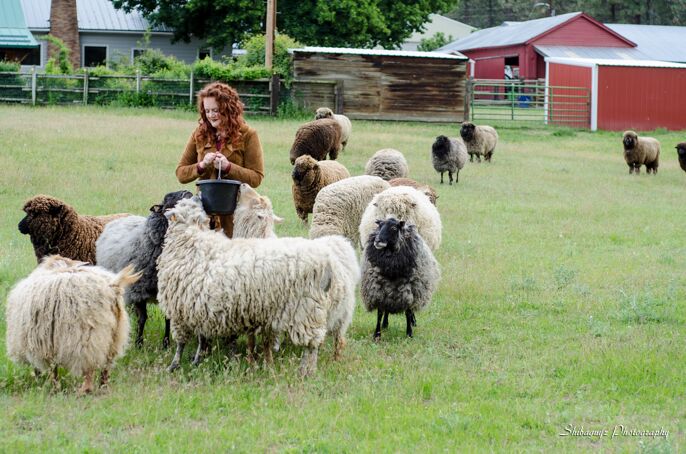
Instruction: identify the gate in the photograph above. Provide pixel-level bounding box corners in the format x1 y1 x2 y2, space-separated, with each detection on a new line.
467 79 590 128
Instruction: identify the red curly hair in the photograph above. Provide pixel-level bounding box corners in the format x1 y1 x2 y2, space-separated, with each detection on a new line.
195 82 245 147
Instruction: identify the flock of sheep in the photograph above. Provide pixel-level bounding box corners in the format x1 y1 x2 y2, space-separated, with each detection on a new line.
7 108 685 394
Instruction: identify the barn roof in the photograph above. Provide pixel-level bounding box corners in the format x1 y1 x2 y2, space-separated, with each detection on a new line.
292 46 468 60
0 0 38 48
545 56 686 69
606 24 686 63
535 45 649 60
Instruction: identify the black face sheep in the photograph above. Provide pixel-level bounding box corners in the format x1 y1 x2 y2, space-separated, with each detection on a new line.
389 178 439 206
289 118 343 165
364 148 409 181
95 190 192 348
431 135 469 185
460 121 499 163
622 130 660 174
292 155 351 223
676 143 686 173
18 195 129 264
5 255 140 394
361 217 440 340
314 107 352 148
157 196 360 376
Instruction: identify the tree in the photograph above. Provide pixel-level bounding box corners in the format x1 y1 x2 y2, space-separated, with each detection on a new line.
417 32 454 51
110 0 457 50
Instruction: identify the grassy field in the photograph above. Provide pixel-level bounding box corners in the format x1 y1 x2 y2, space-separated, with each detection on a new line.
0 105 684 452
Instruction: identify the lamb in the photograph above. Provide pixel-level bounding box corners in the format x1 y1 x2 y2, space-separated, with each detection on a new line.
389 178 439 206
361 217 440 340
95 190 192 348
431 135 469 184
233 183 283 239
359 186 442 251
5 255 139 393
289 118 343 164
309 175 390 248
622 130 660 174
18 194 129 264
676 143 686 173
364 148 409 181
314 107 352 148
460 121 499 163
157 196 360 376
292 155 351 223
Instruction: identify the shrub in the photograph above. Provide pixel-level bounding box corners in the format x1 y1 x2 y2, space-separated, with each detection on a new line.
44 35 73 75
239 33 300 84
0 60 20 72
417 32 454 52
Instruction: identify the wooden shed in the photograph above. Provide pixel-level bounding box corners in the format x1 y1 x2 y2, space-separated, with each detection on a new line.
291 47 468 122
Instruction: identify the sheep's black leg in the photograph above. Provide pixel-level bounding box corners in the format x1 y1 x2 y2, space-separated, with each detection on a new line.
192 336 209 366
449 171 453 185
133 301 147 348
168 342 185 372
381 311 389 330
440 172 444 184
405 310 414 338
162 318 171 349
410 311 417 327
469 154 474 162
374 308 383 340
456 169 460 184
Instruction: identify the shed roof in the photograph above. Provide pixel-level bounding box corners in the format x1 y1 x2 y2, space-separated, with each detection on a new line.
292 46 468 60
21 0 171 33
545 56 686 69
606 24 686 63
535 45 649 60
0 0 38 48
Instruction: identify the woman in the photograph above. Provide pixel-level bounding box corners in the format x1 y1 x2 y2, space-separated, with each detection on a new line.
176 82 265 237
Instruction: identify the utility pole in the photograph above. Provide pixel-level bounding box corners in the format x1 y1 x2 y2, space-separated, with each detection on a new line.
265 0 276 70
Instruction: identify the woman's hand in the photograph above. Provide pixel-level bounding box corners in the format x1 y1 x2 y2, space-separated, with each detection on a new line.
214 154 230 172
202 152 218 167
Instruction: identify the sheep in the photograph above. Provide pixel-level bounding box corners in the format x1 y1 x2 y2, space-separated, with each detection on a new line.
359 186 442 252
622 131 660 175
364 148 409 181
361 217 440 340
5 255 139 393
95 190 192 348
309 175 390 249
431 135 469 185
676 143 686 173
233 183 283 239
292 155 351 223
314 107 352 148
289 118 343 165
389 178 439 206
17 195 129 264
460 121 499 163
157 196 359 376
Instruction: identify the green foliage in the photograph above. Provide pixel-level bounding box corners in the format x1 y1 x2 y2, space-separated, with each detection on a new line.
239 34 300 82
0 60 20 72
134 48 190 78
417 32 454 52
192 57 271 82
44 35 73 75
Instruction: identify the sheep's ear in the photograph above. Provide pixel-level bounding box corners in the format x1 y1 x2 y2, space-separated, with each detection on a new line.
375 219 383 226
273 214 284 224
398 220 405 229
150 204 163 213
49 203 63 216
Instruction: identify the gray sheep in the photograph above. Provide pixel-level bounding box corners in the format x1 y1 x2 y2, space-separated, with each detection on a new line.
289 118 343 164
623 130 660 174
460 121 499 163
292 155 350 223
431 135 468 185
365 148 409 181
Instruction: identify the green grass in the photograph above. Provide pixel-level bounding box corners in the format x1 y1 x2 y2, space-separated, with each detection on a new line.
1 105 684 452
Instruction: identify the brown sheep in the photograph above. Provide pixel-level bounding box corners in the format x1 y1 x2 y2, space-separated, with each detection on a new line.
292 155 350 223
289 118 342 165
460 121 499 163
314 107 352 148
389 178 439 206
622 130 660 174
676 143 686 173
18 195 129 264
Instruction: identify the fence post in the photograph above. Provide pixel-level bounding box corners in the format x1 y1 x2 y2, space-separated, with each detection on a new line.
511 81 515 120
269 74 280 116
334 80 344 114
464 78 471 121
83 70 89 105
31 68 37 106
136 70 141 93
189 71 194 106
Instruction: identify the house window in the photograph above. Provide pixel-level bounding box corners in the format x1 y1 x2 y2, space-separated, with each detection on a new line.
83 46 107 67
132 48 145 61
23 45 41 66
198 48 212 60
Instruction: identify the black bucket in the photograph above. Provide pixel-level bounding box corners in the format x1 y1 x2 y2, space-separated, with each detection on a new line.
196 179 241 215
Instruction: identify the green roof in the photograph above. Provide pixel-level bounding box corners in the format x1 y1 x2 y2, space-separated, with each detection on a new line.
0 0 38 48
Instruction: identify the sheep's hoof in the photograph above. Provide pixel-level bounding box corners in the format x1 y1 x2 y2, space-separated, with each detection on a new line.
191 357 202 367
162 337 170 350
373 333 381 342
167 362 180 373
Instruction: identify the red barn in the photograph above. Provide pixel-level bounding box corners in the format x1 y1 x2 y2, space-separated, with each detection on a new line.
546 57 686 131
439 12 642 80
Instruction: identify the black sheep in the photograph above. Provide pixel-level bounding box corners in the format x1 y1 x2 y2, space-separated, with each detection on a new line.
676 143 686 173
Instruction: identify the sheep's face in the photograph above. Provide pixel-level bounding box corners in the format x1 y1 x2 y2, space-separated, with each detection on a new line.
235 183 284 224
460 122 476 142
623 131 638 150
676 143 686 157
314 107 334 120
373 217 406 250
166 196 210 229
292 155 319 185
432 135 451 158
18 196 73 249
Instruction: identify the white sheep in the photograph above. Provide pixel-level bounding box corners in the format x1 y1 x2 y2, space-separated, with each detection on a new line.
364 148 410 181
359 186 442 251
157 196 359 376
309 175 390 249
315 107 352 148
5 256 139 393
233 183 283 239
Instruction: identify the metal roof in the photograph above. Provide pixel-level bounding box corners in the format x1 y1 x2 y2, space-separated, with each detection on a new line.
437 12 581 52
545 56 686 69
535 45 650 60
607 24 686 63
292 46 468 60
21 0 171 33
0 0 38 48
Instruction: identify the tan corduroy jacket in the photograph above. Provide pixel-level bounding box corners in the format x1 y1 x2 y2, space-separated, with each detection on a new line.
176 123 265 237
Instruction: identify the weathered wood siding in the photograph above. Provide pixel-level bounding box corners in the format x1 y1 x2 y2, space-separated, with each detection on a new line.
293 52 467 122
